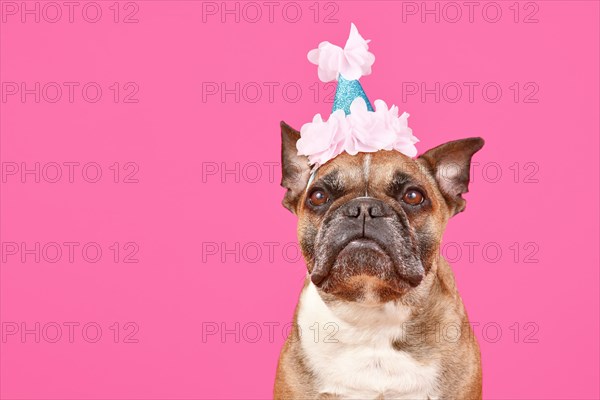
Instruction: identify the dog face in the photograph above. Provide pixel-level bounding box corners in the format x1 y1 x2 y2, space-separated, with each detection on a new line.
280 122 484 304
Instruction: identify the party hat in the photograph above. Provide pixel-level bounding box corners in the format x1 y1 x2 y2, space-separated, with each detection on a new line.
297 23 419 168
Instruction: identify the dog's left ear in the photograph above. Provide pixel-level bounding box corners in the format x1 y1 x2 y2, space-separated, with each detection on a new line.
280 121 311 214
419 138 484 216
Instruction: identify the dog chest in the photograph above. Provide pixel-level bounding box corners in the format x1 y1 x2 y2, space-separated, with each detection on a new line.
297 283 440 399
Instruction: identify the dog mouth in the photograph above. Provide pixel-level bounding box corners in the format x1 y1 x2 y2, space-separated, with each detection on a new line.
336 238 389 260
311 234 424 301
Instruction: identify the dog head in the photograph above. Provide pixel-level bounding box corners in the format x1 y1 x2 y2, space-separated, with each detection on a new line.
280 121 484 304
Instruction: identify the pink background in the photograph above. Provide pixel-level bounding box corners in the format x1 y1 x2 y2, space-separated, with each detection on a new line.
1 1 599 399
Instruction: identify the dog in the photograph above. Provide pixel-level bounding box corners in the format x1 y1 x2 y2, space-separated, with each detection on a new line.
274 121 484 399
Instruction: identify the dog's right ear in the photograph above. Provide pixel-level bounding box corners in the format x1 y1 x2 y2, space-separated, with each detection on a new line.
281 121 311 214
418 137 484 216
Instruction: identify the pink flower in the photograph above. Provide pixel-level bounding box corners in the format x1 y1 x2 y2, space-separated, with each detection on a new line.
392 112 419 157
297 98 419 166
297 110 350 167
307 23 375 82
346 98 396 154
373 99 419 157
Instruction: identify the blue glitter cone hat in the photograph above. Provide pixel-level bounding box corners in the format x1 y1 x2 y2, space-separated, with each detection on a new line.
307 23 375 115
333 75 374 115
297 24 419 168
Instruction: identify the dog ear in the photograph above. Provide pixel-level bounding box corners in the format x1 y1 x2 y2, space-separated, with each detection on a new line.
280 121 311 214
419 138 484 216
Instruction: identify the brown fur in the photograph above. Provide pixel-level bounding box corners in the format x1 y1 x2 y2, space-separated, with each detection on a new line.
275 122 484 399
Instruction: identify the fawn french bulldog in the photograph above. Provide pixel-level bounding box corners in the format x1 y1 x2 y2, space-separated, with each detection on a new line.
274 122 484 400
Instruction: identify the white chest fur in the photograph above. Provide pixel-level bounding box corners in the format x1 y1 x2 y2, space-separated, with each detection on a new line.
297 282 440 399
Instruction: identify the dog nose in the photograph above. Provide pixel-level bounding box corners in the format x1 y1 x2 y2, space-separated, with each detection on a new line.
342 198 390 219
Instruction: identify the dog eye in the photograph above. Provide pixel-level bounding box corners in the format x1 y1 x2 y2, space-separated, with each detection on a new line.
308 189 329 207
402 189 424 205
